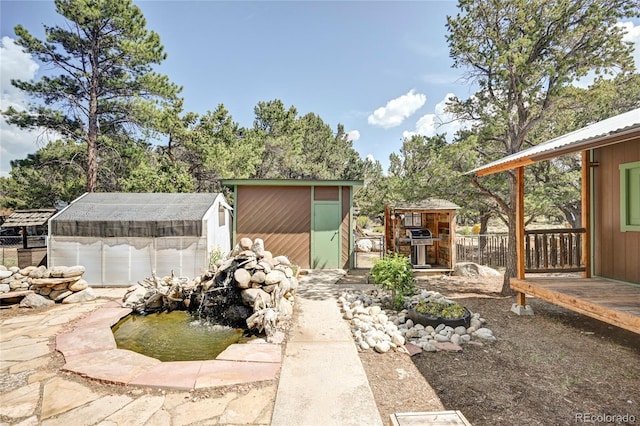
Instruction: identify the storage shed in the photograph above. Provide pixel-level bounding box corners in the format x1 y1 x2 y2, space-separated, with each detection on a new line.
48 193 232 286
384 199 460 270
222 179 363 269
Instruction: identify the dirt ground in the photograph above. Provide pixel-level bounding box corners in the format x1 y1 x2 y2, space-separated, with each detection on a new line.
356 274 640 426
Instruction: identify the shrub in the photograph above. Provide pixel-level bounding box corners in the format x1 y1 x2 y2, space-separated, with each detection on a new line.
372 225 384 233
414 300 467 319
369 253 416 309
356 215 371 229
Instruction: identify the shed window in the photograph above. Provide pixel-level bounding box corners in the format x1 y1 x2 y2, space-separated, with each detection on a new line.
218 205 226 226
619 161 640 232
403 212 422 228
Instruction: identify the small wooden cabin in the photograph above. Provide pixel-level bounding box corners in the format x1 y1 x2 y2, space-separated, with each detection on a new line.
384 199 459 270
471 107 640 334
222 179 363 269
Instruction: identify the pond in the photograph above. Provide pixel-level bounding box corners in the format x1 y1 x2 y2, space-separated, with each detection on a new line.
111 311 244 362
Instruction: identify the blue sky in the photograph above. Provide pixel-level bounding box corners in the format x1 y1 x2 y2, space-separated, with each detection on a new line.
1 1 639 178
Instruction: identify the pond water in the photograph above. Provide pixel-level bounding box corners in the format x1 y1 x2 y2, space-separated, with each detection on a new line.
111 311 244 362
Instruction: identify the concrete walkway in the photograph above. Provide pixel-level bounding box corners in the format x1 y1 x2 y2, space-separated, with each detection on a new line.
0 271 383 425
271 270 383 426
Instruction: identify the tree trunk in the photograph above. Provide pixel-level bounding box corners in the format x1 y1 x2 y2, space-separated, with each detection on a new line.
501 178 518 296
87 35 100 193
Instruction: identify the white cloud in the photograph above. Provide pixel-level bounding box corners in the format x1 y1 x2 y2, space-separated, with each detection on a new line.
367 89 426 129
366 154 375 163
619 20 640 70
0 37 47 177
345 130 360 142
402 93 470 141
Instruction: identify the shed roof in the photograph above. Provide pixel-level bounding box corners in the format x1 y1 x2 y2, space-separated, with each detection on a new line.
390 199 460 211
1 209 57 227
470 107 640 176
222 179 364 187
51 192 223 238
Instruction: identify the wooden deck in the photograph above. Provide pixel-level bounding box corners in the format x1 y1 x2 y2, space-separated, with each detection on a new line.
511 277 640 334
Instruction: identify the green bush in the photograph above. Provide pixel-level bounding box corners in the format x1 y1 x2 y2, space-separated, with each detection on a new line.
356 215 372 229
370 253 416 309
372 225 384 233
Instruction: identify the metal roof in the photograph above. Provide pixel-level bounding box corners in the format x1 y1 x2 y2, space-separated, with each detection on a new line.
470 107 640 176
50 192 224 237
222 179 364 187
1 209 57 227
391 199 460 211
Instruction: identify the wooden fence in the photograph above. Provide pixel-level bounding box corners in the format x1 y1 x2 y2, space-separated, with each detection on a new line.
524 228 585 273
456 228 586 273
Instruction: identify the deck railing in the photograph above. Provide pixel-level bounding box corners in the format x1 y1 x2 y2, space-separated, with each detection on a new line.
524 228 586 273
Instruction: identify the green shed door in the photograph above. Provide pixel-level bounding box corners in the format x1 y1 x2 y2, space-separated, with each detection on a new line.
312 202 342 268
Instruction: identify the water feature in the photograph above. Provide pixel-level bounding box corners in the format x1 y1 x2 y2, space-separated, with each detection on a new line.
112 311 244 362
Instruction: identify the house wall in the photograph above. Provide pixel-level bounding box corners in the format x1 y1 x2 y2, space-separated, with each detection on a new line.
593 139 640 284
235 186 312 268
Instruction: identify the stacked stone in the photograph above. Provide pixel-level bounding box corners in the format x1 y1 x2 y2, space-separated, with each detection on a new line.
122 237 298 342
0 264 96 304
338 289 496 354
223 237 297 319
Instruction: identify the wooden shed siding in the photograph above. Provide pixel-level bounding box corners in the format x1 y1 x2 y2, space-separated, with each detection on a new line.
314 186 340 201
594 139 640 283
341 186 350 268
236 186 311 269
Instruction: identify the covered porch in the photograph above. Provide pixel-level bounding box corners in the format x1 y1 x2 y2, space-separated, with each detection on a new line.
511 277 640 334
470 108 640 334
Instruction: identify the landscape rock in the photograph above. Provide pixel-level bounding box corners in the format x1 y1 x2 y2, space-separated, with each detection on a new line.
62 288 98 304
452 262 501 278
20 293 55 308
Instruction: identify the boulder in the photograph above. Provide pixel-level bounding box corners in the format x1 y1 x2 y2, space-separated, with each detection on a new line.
234 268 252 288
452 262 502 278
62 288 98 304
356 239 373 252
20 293 55 308
239 237 253 250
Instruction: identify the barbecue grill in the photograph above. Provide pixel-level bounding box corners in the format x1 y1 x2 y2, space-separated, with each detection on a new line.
408 229 436 268
408 229 434 245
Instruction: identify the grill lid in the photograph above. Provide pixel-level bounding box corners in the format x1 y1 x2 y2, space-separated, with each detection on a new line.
409 229 432 238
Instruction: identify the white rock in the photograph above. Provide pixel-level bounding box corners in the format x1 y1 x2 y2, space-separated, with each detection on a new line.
374 341 391 353
234 268 252 288
391 333 405 346
20 293 55 308
251 238 265 257
0 284 9 293
356 239 373 252
273 255 291 266
0 270 13 279
61 288 97 304
474 327 497 342
265 270 286 285
68 279 89 292
369 305 382 315
239 237 253 250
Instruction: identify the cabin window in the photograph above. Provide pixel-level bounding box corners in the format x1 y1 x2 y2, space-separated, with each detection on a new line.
403 212 422 228
619 161 640 232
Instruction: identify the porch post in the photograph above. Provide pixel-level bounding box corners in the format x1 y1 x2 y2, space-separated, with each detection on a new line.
581 151 592 278
515 166 525 281
512 166 533 314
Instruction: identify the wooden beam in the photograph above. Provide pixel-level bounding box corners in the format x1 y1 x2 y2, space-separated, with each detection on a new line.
475 158 534 177
581 151 592 278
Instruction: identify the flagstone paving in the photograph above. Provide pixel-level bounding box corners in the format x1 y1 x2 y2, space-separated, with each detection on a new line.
0 289 279 425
